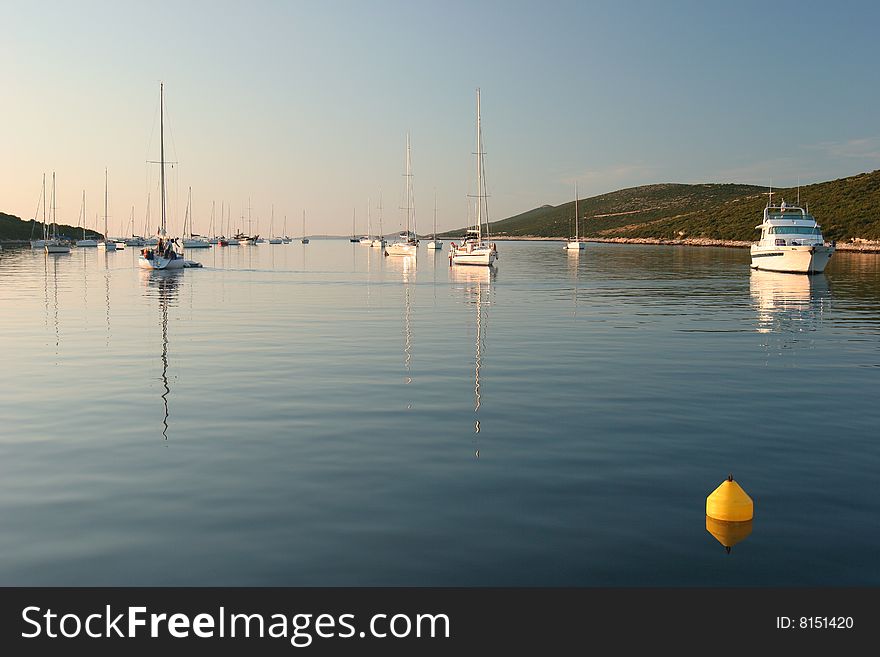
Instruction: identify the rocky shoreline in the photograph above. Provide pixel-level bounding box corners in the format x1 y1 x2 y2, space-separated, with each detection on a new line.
490 235 880 252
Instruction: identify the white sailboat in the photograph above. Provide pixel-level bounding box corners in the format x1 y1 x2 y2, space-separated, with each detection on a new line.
360 200 373 245
268 205 283 243
182 187 211 248
97 168 117 251
301 209 310 244
29 174 49 249
125 205 145 246
450 89 497 266
426 192 443 250
139 82 186 270
75 190 98 247
385 133 419 257
565 183 587 250
45 172 71 254
208 202 220 244
282 214 291 243
372 192 386 247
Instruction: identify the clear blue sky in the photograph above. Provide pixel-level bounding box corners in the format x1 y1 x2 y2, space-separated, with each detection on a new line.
2 0 878 236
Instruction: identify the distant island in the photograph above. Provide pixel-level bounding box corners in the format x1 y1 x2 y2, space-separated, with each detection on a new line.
440 169 880 249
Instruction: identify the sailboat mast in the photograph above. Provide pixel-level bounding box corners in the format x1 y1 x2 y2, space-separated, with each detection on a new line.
82 190 86 239
575 182 579 240
51 172 56 239
433 190 437 239
160 82 166 235
405 133 412 235
41 173 47 240
476 88 483 242
378 191 383 238
104 168 109 239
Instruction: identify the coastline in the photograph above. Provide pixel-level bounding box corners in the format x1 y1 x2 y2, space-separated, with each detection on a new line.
488 235 880 253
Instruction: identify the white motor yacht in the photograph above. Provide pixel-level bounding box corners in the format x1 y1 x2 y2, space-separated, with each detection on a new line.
750 199 835 273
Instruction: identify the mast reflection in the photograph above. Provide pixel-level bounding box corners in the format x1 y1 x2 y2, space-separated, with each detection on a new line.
141 270 181 440
450 265 496 458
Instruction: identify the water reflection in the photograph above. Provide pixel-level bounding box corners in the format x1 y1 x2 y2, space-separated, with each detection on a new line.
141 270 181 440
750 269 831 336
450 265 496 458
566 249 580 316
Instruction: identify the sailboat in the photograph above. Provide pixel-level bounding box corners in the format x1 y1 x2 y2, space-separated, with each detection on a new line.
182 187 211 248
75 191 98 247
301 210 310 244
426 192 443 250
138 83 186 270
45 172 71 253
385 133 419 257
125 205 145 246
565 183 587 250
360 201 373 245
450 89 497 266
97 168 117 251
269 206 283 243
208 202 220 244
29 174 49 249
282 214 291 243
372 192 386 247
223 205 239 245
349 210 359 242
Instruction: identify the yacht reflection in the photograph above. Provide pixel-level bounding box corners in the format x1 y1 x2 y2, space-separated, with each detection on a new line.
141 270 181 440
450 265 496 458
384 253 417 283
750 269 831 336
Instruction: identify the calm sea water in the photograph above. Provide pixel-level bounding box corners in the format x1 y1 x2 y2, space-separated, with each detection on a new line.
1 240 878 586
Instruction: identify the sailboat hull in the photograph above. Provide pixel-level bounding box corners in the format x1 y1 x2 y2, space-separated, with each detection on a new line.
386 243 418 257
76 239 98 247
450 246 497 266
139 255 186 270
45 243 71 254
97 242 117 251
565 241 586 250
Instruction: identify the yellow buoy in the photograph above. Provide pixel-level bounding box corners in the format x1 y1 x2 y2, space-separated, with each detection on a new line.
706 474 753 522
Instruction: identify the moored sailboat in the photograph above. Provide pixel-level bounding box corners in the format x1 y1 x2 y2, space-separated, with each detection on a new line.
450 89 497 266
426 192 443 250
565 183 587 250
97 168 117 251
75 190 98 247
385 133 419 257
181 187 211 248
45 172 71 253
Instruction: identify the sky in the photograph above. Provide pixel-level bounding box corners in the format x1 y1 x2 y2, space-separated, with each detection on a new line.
2 0 879 237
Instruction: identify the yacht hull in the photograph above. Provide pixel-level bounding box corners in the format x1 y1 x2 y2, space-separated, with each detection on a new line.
750 244 834 274
565 241 586 250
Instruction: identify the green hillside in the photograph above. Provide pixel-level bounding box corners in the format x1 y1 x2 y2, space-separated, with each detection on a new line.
1 212 102 241
443 170 880 242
